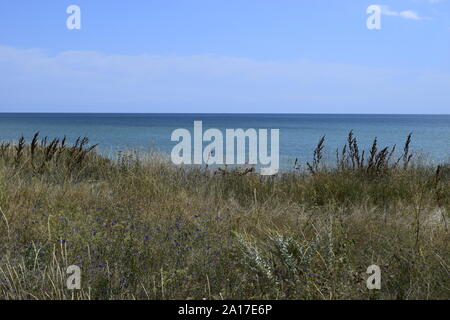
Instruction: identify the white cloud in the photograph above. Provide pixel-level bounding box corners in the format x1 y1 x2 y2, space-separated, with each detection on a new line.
399 10 422 20
380 6 426 20
0 46 448 113
380 6 400 16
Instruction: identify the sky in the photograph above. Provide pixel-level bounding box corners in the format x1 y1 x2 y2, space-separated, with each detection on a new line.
0 0 449 113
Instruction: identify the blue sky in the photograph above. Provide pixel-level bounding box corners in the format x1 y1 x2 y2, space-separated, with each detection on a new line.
0 0 449 113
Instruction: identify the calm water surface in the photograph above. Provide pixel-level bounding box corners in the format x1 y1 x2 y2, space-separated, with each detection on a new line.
1 113 449 169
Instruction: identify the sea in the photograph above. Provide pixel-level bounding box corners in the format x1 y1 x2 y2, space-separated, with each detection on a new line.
0 113 449 170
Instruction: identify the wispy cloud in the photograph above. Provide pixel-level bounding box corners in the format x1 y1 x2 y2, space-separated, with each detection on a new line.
380 5 427 20
399 10 422 20
0 46 448 113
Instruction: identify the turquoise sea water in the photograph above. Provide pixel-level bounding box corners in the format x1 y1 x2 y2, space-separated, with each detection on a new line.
0 113 449 170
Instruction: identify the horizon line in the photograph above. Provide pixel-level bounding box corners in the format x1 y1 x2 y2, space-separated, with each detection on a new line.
1 112 450 116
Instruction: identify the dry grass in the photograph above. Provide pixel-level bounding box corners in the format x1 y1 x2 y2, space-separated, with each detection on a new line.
0 133 448 300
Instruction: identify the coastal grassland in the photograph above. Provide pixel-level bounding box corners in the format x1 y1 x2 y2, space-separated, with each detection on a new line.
0 133 448 300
